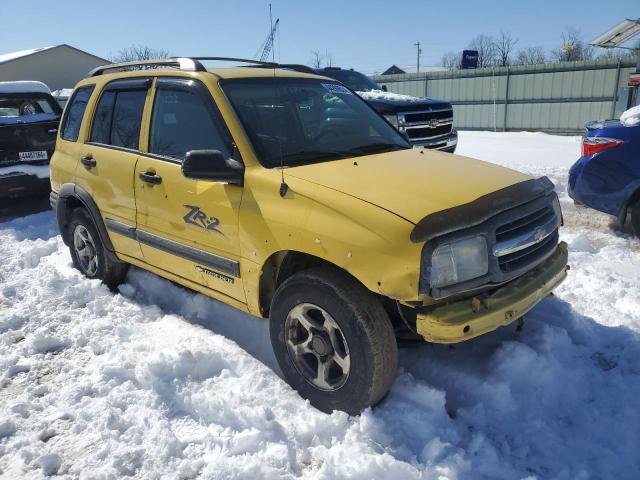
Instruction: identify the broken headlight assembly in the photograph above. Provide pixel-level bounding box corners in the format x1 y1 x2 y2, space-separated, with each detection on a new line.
428 236 489 289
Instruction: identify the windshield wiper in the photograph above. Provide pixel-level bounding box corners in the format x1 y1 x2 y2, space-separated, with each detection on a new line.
347 142 404 155
274 149 351 164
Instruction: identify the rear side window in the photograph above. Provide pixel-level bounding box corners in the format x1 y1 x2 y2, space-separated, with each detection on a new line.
89 88 146 150
149 79 232 161
89 91 115 144
61 85 94 141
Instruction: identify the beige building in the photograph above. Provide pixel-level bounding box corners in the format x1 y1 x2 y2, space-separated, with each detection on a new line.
0 44 109 91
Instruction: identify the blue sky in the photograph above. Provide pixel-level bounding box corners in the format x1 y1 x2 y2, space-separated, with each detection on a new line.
1 0 638 74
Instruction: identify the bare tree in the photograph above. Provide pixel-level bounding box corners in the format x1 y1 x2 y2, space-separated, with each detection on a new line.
324 50 333 67
553 27 594 62
441 51 461 70
493 31 518 66
110 44 170 63
515 46 547 65
309 50 324 69
468 35 498 68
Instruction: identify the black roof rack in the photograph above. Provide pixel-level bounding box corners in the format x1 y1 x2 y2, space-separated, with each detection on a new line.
248 63 316 74
88 56 316 77
88 58 206 77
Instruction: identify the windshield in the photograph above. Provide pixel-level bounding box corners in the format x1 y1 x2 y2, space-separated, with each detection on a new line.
317 70 381 92
222 78 410 168
0 93 61 119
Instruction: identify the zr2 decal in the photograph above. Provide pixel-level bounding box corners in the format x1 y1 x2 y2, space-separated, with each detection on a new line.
183 205 223 235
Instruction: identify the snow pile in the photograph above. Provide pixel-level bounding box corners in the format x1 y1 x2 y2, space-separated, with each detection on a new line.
620 105 640 127
357 89 423 102
1 132 640 478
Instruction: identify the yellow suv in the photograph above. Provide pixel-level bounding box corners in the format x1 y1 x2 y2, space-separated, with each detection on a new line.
50 57 568 414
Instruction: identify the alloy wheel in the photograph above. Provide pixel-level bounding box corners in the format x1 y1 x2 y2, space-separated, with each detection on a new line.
73 225 98 276
284 303 351 391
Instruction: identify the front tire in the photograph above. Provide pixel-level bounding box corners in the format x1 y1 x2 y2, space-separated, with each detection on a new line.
68 208 128 288
270 267 398 415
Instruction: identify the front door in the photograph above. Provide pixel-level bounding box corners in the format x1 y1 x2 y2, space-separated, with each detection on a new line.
134 77 245 301
75 78 151 259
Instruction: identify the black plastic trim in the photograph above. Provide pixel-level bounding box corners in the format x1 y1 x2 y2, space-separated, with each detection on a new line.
105 218 240 278
103 78 152 91
104 218 136 239
85 142 140 156
55 183 118 261
136 230 240 278
410 177 555 243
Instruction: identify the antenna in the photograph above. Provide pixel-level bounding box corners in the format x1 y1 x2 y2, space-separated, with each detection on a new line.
269 3 287 197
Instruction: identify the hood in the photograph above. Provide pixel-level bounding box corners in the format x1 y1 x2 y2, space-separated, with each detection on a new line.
284 148 531 224
357 90 451 115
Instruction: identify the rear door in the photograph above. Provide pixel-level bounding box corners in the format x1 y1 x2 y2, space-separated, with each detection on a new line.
75 78 151 260
134 77 245 300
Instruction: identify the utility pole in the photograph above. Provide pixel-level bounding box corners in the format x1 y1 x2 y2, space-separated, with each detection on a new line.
414 41 422 72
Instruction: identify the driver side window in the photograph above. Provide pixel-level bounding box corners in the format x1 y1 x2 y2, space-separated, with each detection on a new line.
149 80 232 162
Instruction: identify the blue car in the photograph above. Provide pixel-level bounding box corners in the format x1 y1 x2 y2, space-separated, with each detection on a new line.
568 118 640 237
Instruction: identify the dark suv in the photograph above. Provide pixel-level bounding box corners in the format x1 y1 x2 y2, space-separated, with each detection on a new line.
315 67 457 152
0 81 62 198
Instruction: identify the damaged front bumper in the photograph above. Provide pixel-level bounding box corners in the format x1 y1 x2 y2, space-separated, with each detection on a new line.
416 241 568 343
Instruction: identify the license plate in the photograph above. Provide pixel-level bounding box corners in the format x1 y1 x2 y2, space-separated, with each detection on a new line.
19 151 48 161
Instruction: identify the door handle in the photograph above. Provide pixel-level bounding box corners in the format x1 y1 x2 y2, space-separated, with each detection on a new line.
139 171 162 185
81 156 96 168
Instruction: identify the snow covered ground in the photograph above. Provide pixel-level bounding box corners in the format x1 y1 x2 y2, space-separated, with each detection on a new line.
1 131 639 479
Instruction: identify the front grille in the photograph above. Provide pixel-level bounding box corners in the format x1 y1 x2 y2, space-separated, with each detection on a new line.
406 124 452 139
495 205 555 239
494 204 559 274
498 230 558 273
398 108 454 145
404 110 452 123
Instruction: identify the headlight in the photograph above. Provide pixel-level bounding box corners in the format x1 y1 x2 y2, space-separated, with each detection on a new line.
383 114 398 128
429 236 488 288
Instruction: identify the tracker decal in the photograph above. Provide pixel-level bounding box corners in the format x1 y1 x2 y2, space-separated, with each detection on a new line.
195 265 235 284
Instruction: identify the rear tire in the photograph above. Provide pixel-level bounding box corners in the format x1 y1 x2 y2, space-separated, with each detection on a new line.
269 267 398 415
68 208 128 289
631 201 640 239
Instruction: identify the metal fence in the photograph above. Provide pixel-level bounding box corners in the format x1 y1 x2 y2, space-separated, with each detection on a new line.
371 58 636 134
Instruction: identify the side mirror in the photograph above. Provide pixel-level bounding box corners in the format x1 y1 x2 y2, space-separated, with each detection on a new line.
182 149 244 185
381 85 388 92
